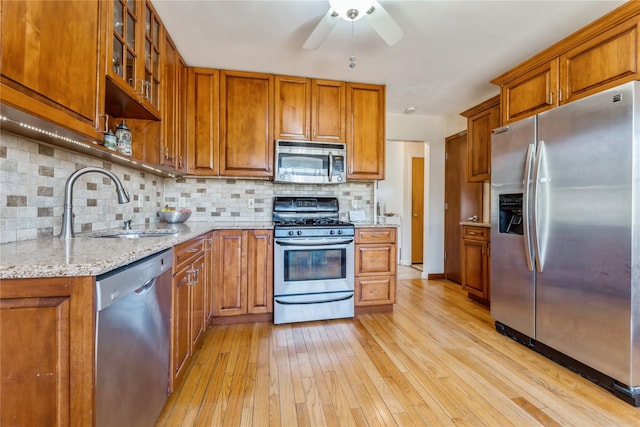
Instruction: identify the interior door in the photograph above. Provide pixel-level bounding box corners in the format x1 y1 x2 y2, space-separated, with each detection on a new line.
411 157 424 264
444 132 482 283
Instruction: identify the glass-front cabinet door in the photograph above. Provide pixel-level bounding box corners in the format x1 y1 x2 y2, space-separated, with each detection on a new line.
105 0 161 119
143 2 161 112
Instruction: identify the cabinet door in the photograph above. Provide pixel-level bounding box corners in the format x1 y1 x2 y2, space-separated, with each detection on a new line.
204 233 215 322
461 239 489 300
190 256 207 349
501 59 558 124
161 34 179 168
141 0 162 113
312 79 346 142
104 0 160 119
172 268 192 388
175 56 188 173
0 277 94 426
275 75 311 140
0 0 102 139
466 100 500 182
247 230 273 314
219 70 274 177
213 230 248 316
346 83 386 180
560 17 640 105
187 68 220 175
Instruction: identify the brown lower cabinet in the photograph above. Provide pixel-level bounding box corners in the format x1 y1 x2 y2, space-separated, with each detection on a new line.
354 227 397 310
213 229 273 320
0 276 94 426
461 225 491 303
171 233 210 390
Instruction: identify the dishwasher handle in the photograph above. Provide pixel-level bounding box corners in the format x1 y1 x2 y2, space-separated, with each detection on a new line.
96 249 173 311
135 277 156 294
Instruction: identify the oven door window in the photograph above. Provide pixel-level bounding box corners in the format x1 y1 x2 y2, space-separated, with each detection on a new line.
284 248 346 282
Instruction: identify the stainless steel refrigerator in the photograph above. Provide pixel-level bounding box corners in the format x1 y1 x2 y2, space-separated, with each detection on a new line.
491 80 640 405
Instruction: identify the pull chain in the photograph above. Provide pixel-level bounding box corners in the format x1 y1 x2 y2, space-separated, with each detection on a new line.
349 20 356 68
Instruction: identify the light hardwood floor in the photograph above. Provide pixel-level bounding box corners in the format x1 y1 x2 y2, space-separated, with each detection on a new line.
157 266 640 426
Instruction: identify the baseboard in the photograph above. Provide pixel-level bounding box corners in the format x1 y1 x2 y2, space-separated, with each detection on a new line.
355 304 394 314
209 313 273 325
427 273 445 280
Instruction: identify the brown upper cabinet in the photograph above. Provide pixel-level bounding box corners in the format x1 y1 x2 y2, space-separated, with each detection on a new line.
498 60 558 124
493 4 640 124
104 0 162 120
219 70 274 177
460 96 500 182
275 76 346 142
0 0 103 140
161 34 188 173
346 82 386 180
187 68 220 176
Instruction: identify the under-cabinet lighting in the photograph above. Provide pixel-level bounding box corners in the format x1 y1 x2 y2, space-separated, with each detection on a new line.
0 114 175 178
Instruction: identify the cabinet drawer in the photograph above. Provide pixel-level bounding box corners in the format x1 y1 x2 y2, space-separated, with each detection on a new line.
355 227 396 244
175 235 206 271
355 277 395 305
462 226 489 241
356 245 396 276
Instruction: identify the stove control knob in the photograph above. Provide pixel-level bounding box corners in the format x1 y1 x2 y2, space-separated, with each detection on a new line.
330 230 335 235
338 230 343 235
297 230 302 236
288 230 295 236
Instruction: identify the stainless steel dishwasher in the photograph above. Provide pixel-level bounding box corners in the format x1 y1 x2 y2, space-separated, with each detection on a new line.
95 249 173 427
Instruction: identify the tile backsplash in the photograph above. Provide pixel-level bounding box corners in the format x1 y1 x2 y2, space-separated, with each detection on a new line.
1 132 162 243
1 131 374 244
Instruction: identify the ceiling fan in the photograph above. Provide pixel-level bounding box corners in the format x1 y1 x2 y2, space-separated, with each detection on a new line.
303 0 404 50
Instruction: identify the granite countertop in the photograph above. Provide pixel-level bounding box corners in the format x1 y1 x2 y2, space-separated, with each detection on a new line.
0 221 273 280
353 222 399 228
459 222 491 228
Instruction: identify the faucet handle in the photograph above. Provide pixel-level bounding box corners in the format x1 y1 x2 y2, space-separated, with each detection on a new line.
123 219 133 230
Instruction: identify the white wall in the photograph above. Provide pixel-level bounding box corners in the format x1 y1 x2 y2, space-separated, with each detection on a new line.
384 113 448 276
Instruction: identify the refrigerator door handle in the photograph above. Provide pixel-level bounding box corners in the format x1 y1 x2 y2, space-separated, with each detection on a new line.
532 140 545 272
522 143 536 272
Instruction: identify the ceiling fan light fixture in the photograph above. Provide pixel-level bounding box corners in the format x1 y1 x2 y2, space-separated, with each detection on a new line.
329 0 375 21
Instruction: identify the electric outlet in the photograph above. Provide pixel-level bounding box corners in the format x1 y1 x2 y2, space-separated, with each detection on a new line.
137 197 143 208
247 198 255 208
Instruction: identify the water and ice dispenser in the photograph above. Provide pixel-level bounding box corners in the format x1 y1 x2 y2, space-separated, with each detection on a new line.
498 193 523 235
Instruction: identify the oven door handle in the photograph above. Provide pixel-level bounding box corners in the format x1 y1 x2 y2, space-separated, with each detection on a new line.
275 294 353 305
275 238 354 246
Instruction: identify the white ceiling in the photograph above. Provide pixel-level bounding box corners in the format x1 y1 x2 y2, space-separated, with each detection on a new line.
151 0 625 117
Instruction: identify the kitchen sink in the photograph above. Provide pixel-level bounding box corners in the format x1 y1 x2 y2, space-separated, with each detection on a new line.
88 229 178 239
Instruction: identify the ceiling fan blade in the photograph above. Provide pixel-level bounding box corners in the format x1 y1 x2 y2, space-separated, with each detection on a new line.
303 9 340 50
366 1 404 46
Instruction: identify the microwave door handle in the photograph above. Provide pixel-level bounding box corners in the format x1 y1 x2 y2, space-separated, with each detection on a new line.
328 153 333 181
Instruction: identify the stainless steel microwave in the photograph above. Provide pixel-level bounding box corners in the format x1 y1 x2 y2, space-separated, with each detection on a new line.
274 140 346 184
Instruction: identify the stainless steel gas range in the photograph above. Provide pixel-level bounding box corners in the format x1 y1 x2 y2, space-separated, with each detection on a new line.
273 196 355 324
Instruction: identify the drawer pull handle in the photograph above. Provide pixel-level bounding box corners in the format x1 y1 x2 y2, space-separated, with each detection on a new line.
468 231 477 235
371 290 380 294
188 248 200 253
187 268 199 285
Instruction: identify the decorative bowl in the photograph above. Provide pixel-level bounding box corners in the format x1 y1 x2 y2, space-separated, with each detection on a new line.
158 210 192 223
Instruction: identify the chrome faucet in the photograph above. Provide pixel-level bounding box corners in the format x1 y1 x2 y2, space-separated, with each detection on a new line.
59 167 130 239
